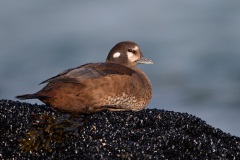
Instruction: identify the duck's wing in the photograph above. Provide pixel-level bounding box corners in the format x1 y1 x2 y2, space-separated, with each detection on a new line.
40 63 134 84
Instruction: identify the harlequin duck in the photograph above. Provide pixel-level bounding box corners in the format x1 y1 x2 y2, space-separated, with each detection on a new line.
16 41 153 114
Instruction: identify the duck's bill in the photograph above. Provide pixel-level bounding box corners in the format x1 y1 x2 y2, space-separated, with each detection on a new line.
137 56 153 64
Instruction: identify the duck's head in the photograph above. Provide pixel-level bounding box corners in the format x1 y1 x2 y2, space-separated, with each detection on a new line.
106 41 153 68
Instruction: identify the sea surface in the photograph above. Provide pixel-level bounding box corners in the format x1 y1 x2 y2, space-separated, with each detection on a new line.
1 1 240 136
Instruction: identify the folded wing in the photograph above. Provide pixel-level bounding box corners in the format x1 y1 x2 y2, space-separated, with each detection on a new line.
40 63 134 84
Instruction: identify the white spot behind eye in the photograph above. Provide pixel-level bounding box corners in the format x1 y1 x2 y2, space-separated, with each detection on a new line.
113 52 121 58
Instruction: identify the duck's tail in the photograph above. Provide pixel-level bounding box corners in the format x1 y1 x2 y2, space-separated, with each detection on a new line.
15 94 48 100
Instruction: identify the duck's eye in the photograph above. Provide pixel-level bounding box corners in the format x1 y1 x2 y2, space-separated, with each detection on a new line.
128 49 133 52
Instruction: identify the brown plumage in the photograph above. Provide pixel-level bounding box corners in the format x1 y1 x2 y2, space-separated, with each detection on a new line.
16 41 153 114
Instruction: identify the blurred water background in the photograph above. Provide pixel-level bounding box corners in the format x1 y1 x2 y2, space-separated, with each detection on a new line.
0 1 240 136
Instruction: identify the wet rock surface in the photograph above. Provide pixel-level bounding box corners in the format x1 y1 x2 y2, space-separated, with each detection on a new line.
0 99 240 159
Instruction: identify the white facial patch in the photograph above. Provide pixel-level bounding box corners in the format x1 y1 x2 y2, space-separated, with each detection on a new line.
113 52 121 58
127 52 134 58
127 51 138 62
127 46 140 62
133 46 139 51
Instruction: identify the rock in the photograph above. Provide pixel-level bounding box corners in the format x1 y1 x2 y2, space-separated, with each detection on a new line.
0 99 240 159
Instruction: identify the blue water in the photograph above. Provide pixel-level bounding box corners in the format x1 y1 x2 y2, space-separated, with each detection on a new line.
1 1 240 136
